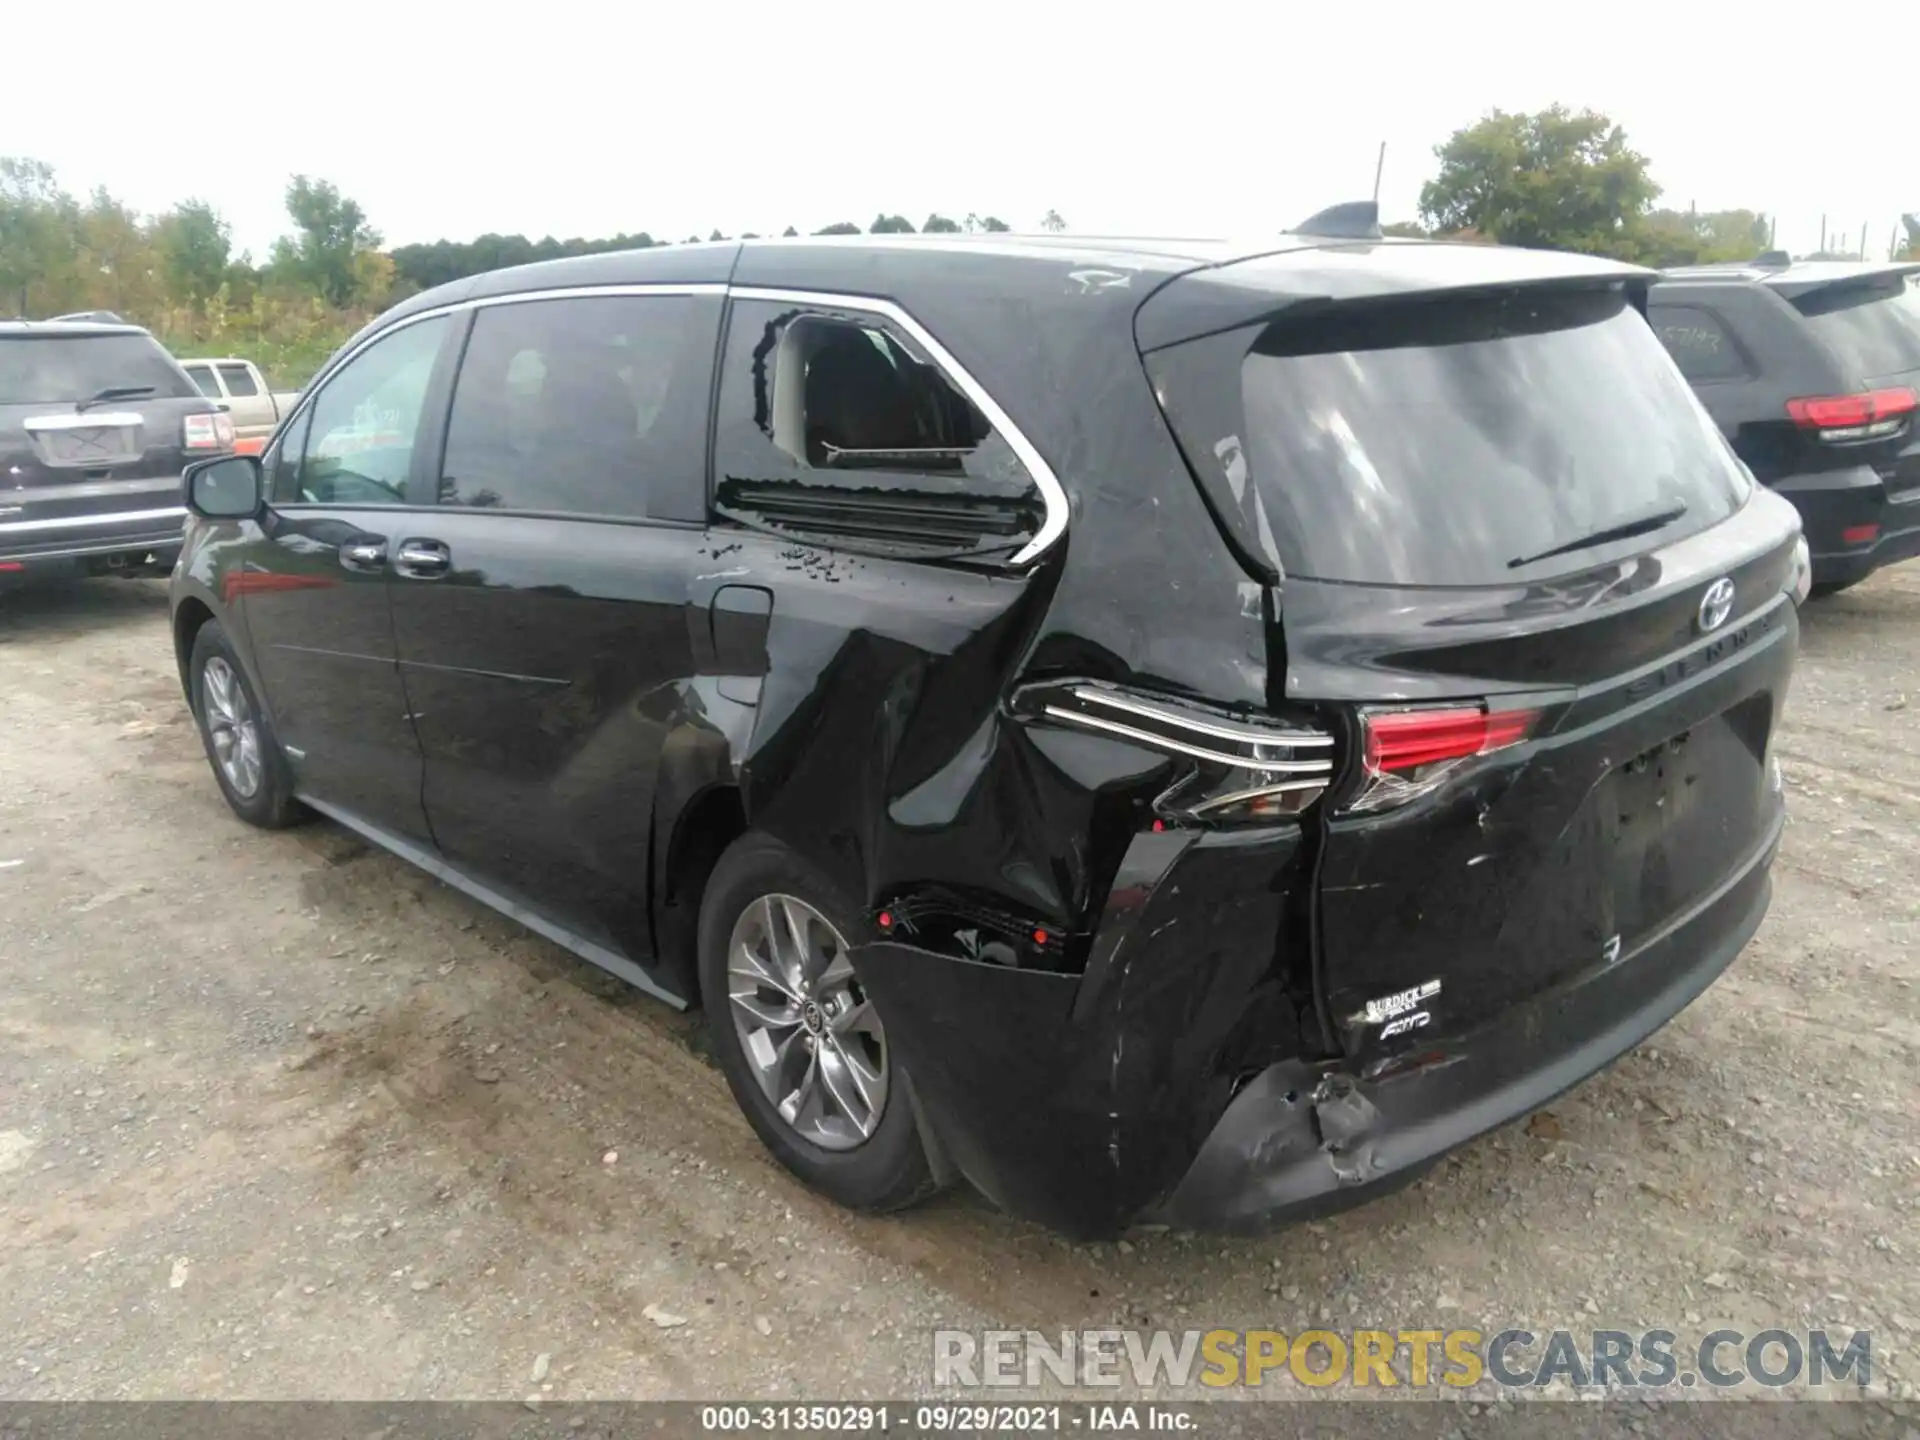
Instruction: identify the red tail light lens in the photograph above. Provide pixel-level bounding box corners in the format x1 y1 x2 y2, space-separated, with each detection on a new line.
1347 704 1541 814
1365 707 1539 772
183 412 235 451
1786 387 1916 443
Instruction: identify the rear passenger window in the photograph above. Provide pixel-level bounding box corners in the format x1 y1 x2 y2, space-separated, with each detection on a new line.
712 300 1044 558
1650 305 1750 383
437 294 707 519
184 365 220 399
216 362 260 397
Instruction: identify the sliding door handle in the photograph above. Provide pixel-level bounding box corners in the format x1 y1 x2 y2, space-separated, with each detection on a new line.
393 538 451 579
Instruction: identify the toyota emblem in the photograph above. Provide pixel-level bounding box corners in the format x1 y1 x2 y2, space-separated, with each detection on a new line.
1697 577 1736 634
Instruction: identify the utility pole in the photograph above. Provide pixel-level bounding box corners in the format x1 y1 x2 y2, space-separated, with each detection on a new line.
1859 221 1868 260
1371 141 1386 207
1820 215 1827 253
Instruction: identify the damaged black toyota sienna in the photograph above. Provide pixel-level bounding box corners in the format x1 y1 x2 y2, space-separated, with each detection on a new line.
169 208 1806 1237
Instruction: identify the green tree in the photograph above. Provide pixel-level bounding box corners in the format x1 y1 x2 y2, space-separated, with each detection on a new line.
1380 220 1429 239
1418 107 1660 259
270 175 382 307
1633 207 1771 267
922 213 961 233
76 187 154 315
781 225 798 238
815 221 862 236
1039 209 1066 233
1899 214 1919 261
153 200 231 305
964 213 1011 233
869 214 915 234
0 157 75 315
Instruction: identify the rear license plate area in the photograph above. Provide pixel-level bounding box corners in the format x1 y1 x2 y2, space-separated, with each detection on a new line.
1604 697 1771 940
36 425 142 468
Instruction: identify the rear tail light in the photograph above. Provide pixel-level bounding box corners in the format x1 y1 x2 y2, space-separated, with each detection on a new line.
1786 387 1916 444
1346 703 1542 814
183 411 235 452
1841 523 1881 546
1015 680 1335 826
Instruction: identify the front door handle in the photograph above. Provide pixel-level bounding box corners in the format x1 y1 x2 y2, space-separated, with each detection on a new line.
393 538 451 579
339 538 387 572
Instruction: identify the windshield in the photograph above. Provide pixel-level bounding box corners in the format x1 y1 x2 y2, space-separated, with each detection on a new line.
1792 274 1920 383
0 334 199 405
1163 287 1750 587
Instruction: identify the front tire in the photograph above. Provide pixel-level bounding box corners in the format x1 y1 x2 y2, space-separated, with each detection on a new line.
697 831 938 1213
188 620 305 829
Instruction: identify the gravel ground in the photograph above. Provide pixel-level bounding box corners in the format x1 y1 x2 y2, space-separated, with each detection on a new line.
0 573 1915 1407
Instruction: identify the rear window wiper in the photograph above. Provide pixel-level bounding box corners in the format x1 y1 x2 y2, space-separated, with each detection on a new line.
75 384 155 412
1507 502 1689 570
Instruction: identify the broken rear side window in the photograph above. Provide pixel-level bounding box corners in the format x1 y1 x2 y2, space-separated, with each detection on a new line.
711 301 1044 558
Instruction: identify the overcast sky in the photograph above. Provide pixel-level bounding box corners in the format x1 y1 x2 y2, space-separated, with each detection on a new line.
7 1 1911 262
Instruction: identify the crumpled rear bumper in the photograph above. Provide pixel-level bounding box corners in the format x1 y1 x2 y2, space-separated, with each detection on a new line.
850 795 1779 1239
849 826 1312 1238
1153 808 1782 1233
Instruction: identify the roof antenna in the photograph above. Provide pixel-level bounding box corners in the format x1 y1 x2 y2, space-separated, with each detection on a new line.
1293 199 1383 240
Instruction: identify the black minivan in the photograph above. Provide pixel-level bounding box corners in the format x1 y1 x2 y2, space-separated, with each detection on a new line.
170 220 1805 1237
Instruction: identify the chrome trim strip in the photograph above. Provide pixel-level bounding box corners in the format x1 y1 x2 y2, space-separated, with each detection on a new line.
466 283 726 308
1070 685 1335 748
0 505 184 534
295 793 688 1011
1041 705 1334 772
23 411 145 431
729 285 1070 567
3 475 180 503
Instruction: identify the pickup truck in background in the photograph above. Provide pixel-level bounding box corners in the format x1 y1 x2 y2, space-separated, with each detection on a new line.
179 358 301 453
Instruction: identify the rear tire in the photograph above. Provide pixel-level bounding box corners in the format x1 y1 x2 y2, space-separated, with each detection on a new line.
697 831 938 1213
188 620 305 829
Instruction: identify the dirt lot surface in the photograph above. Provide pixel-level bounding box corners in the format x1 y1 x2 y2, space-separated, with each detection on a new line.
1 574 1916 1408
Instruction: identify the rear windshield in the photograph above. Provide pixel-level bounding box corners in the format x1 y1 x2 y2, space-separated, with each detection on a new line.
0 333 199 405
1151 287 1751 587
1792 274 1920 383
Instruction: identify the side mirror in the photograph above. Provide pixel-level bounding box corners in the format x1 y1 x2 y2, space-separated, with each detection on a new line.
184 454 263 519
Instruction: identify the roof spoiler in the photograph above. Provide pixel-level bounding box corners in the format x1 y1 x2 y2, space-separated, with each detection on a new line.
1751 251 1792 268
1292 200 1382 241
49 309 127 323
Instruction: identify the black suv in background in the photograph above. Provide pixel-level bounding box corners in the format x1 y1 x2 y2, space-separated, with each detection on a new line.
1651 258 1920 595
170 226 1803 1237
1 317 233 589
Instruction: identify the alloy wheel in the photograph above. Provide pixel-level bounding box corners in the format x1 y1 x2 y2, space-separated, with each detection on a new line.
201 656 263 799
726 893 887 1150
